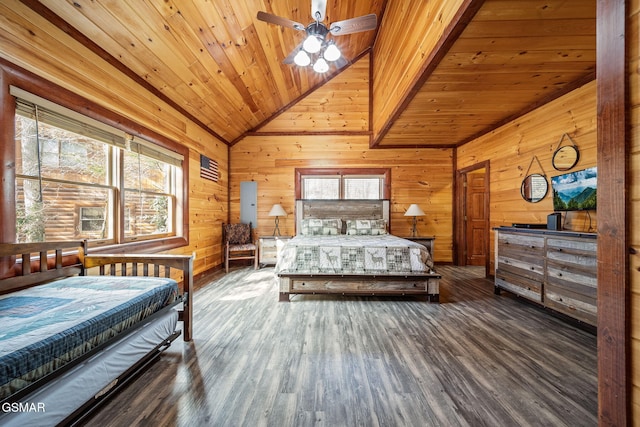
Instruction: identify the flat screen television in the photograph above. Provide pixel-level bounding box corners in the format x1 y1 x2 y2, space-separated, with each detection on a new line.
551 166 597 211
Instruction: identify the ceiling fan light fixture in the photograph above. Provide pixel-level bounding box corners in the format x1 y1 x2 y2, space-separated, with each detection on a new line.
303 35 322 53
313 58 329 73
257 7 377 74
294 50 311 66
323 43 341 62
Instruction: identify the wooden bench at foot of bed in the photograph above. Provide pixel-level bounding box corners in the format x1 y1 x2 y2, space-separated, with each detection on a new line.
278 272 441 302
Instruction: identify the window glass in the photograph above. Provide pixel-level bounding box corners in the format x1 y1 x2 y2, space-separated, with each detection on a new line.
14 96 181 245
343 177 382 199
302 177 340 199
123 149 171 192
123 149 174 240
123 192 171 237
301 174 384 200
15 116 108 185
15 178 112 242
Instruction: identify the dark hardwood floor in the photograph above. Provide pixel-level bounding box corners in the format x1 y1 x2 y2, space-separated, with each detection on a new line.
82 265 597 427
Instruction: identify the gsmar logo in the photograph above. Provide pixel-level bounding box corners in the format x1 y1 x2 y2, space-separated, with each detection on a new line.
2 402 46 413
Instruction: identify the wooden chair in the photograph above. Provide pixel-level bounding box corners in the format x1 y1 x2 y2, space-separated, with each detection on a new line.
223 222 258 273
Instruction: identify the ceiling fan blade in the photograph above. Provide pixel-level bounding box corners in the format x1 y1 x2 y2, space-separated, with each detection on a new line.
311 0 327 22
334 56 349 69
257 11 305 31
283 41 305 64
330 14 377 36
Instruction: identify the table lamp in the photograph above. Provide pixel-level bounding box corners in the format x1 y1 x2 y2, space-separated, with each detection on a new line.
404 204 425 237
268 204 287 236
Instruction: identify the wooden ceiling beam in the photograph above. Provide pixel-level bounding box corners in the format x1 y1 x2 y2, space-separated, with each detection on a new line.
370 0 486 149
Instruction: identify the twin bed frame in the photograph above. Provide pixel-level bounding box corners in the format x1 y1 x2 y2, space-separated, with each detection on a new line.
278 200 441 302
0 241 192 426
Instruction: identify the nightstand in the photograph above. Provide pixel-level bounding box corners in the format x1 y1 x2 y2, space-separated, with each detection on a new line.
258 236 292 266
402 236 435 255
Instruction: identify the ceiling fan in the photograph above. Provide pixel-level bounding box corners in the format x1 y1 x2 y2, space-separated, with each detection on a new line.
257 0 377 73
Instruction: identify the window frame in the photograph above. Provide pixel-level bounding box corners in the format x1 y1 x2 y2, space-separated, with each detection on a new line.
1 66 189 253
120 145 179 243
295 168 391 200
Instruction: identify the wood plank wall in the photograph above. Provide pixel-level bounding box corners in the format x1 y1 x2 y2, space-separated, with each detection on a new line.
0 0 228 276
456 81 597 274
371 0 465 141
232 57 454 262
231 135 454 262
630 0 640 420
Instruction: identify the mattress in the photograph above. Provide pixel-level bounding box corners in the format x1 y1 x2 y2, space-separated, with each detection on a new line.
0 308 178 427
0 275 178 400
275 234 435 275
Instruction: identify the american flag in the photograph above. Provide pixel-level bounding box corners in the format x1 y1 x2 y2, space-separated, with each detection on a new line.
200 154 219 182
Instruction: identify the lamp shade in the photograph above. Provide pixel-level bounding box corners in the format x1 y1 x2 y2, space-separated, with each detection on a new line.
294 50 311 66
404 204 425 217
268 204 287 217
303 35 322 53
313 58 329 73
323 44 341 62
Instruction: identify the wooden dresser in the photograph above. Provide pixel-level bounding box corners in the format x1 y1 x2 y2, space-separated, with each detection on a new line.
494 227 597 326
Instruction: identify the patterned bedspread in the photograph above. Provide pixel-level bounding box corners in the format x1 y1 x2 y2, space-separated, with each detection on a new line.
275 234 435 275
0 276 178 400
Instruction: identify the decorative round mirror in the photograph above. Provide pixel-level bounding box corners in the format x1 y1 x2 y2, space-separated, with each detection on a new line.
521 173 548 203
552 145 580 171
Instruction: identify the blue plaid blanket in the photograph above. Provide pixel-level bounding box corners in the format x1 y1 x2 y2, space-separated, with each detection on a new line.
0 275 178 399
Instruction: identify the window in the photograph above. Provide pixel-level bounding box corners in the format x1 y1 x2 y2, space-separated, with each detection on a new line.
123 148 174 238
79 206 106 233
297 168 391 200
301 177 340 199
343 177 384 199
12 87 185 246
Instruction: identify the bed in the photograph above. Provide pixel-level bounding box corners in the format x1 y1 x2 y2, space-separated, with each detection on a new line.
275 200 441 302
0 241 193 427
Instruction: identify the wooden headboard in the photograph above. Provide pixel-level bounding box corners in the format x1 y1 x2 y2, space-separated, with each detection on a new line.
295 199 391 234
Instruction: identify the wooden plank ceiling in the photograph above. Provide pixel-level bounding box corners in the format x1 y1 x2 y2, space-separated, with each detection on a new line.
375 0 596 148
27 0 595 148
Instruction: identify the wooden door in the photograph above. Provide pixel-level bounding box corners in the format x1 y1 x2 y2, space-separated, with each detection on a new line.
464 169 488 266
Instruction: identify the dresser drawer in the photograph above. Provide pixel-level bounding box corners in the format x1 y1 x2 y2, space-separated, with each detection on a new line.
546 236 596 254
546 239 596 271
546 261 597 292
498 232 546 255
544 282 597 326
261 239 278 253
496 268 542 302
496 254 544 282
